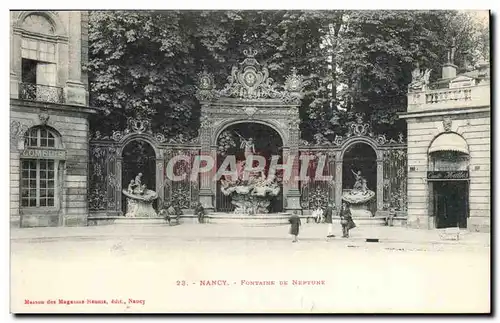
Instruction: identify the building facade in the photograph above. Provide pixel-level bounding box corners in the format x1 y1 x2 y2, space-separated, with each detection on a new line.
400 61 491 232
10 11 95 227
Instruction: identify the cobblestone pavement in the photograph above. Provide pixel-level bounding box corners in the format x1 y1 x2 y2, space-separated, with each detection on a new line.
10 223 491 313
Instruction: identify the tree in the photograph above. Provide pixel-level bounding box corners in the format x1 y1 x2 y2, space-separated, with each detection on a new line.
88 11 200 140
87 10 488 143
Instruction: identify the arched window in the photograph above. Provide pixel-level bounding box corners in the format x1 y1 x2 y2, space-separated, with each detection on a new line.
19 13 59 102
22 14 55 35
21 126 61 208
24 126 60 148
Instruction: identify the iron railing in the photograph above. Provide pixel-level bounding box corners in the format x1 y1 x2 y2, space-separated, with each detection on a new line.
19 82 64 104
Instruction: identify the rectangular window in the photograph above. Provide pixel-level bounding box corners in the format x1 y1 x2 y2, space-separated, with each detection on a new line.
21 159 56 208
36 62 57 86
21 38 56 63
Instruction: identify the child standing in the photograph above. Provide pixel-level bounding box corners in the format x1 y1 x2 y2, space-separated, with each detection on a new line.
288 213 301 243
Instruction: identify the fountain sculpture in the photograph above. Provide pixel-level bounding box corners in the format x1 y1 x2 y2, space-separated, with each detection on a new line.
220 134 280 214
342 170 375 217
122 173 159 217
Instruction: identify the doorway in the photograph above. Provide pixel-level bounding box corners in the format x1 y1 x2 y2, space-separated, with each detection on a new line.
433 181 468 228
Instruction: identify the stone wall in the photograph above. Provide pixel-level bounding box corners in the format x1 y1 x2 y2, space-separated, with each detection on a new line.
10 103 90 227
406 112 490 232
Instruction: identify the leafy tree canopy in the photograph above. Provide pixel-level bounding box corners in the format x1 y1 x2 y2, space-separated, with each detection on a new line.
88 10 489 143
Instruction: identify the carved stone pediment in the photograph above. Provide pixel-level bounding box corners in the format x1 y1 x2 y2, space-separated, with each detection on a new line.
195 48 304 105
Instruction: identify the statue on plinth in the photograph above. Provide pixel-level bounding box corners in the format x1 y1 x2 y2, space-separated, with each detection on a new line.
342 169 375 217
409 62 432 92
235 131 256 159
351 170 370 195
122 172 159 218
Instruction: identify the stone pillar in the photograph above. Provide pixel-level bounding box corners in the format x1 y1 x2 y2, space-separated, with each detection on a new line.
335 158 343 210
198 120 214 212
285 117 302 214
210 147 217 195
156 157 165 208
116 157 123 215
376 159 384 216
64 11 86 106
11 28 21 99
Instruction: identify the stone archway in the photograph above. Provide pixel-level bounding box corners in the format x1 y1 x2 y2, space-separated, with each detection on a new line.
111 118 166 214
214 122 285 212
120 139 157 213
342 142 378 215
195 48 304 213
333 116 386 216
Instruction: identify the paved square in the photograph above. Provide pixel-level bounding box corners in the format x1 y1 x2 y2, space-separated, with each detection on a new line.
11 224 491 313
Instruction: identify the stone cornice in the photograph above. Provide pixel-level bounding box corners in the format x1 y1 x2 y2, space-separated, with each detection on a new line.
203 98 299 107
13 27 69 43
10 98 98 115
399 106 490 119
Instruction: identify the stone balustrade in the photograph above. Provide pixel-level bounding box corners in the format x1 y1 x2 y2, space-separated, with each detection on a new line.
408 83 490 113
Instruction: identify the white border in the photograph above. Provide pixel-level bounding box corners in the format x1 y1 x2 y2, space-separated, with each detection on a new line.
1 2 497 322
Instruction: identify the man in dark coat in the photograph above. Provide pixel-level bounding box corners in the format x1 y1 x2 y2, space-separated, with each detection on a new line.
324 202 335 238
194 202 206 224
340 202 356 238
159 203 176 225
288 213 301 243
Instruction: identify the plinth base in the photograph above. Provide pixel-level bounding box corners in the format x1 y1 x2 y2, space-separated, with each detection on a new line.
349 204 373 218
205 213 291 226
87 216 168 226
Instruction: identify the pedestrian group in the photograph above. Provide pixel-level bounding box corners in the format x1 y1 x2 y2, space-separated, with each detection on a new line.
288 201 356 243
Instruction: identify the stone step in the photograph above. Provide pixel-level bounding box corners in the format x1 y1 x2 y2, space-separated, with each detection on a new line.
205 213 291 226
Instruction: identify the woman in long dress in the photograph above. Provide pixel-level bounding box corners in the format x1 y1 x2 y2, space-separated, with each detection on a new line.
288 214 301 243
340 202 356 238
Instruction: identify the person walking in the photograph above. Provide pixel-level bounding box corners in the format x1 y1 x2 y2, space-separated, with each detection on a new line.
288 213 301 243
325 202 335 238
340 202 356 238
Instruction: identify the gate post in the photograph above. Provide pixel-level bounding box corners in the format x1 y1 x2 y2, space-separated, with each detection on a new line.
285 119 302 214
376 157 384 216
198 116 214 212
116 156 123 215
335 155 343 211
156 156 164 208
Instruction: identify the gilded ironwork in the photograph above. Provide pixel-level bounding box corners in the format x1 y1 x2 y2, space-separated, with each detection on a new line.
10 120 30 149
19 83 64 104
382 148 408 211
195 71 218 102
196 48 304 105
301 113 406 147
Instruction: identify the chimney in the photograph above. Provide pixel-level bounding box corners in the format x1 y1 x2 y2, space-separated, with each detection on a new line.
442 63 457 79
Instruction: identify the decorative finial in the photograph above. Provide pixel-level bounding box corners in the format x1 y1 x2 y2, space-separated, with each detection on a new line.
243 47 258 58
